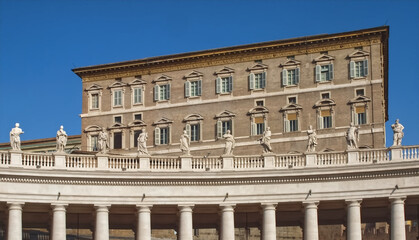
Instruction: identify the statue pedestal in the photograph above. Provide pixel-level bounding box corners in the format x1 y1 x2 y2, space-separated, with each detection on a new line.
263 153 275 169
222 155 234 170
347 149 359 165
9 150 23 168
390 146 403 161
305 152 317 167
180 155 192 171
137 154 151 170
96 153 109 170
53 152 67 169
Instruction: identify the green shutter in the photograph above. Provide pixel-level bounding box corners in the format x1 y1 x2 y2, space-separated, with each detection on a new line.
315 65 321 82
197 80 202 96
217 120 222 138
166 84 171 100
154 85 159 101
295 68 300 84
228 76 233 92
216 77 221 94
186 124 191 137
329 64 334 80
261 71 266 88
282 69 288 86
251 122 256 136
185 81 190 98
363 59 368 76
154 127 160 145
350 61 355 78
249 73 255 90
284 119 290 133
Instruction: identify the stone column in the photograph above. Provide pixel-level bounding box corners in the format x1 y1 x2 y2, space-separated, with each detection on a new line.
390 197 406 240
94 205 110 240
178 205 194 240
136 205 152 240
51 204 68 240
345 200 362 240
220 204 235 240
7 202 23 240
261 203 277 240
303 201 319 240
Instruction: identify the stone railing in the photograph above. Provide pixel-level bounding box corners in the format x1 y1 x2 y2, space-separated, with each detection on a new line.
1 145 418 172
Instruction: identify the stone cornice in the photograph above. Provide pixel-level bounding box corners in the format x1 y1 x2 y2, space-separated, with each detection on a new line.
0 160 417 186
72 27 388 83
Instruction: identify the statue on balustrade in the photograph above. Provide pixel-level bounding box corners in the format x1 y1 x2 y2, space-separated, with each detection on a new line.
137 129 149 155
306 125 317 152
98 129 109 154
391 119 404 146
180 130 191 155
56 125 68 153
346 123 359 150
223 130 235 155
259 127 273 154
9 123 24 151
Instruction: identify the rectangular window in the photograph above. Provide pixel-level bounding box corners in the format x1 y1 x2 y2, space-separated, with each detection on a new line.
155 84 171 101
287 69 298 85
91 94 99 109
254 117 265 135
321 93 330 99
356 89 365 96
350 60 368 78
133 130 142 147
221 77 231 93
355 106 367 125
159 85 167 100
287 113 298 132
320 110 332 129
249 72 266 90
133 87 142 104
256 100 264 106
134 114 142 120
217 120 232 138
282 68 300 86
114 116 122 123
90 135 98 151
113 90 122 107
288 97 297 104
160 127 169 145
355 61 364 78
315 64 333 82
190 81 199 97
190 124 200 142
113 132 122 149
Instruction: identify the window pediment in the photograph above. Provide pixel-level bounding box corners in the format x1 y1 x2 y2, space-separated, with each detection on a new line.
280 59 301 67
313 54 335 63
129 78 146 86
215 67 235 75
348 50 370 58
108 123 127 130
108 81 127 89
152 74 172 83
280 103 303 112
84 125 102 133
128 120 147 127
314 99 336 108
348 95 371 104
153 117 173 126
215 110 236 119
183 114 204 122
248 106 269 115
247 63 268 71
85 84 103 92
184 71 203 79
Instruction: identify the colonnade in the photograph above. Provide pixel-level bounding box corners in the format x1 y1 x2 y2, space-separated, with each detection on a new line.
4 197 407 240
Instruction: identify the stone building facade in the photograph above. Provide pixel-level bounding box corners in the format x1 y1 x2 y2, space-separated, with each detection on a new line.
73 26 389 156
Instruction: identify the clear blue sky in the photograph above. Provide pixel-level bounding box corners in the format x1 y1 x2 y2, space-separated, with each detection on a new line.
0 0 418 147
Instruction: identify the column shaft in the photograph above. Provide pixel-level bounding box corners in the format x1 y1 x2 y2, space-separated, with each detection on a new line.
220 205 235 240
346 200 362 240
136 205 152 240
51 204 67 240
390 197 406 240
262 204 277 240
178 205 193 240
303 201 319 240
94 205 110 240
7 203 23 240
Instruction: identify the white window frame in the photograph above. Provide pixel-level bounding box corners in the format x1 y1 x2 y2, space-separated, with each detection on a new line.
355 88 366 97
348 50 369 80
317 108 334 129
283 112 299 133
255 99 265 106
154 84 171 102
112 88 124 108
216 119 233 139
185 79 202 98
282 67 300 86
248 63 268 91
109 130 124 150
113 115 123 124
132 86 143 106
320 91 331 99
154 126 170 145
133 113 143 121
315 64 334 82
87 90 102 112
287 95 298 104
251 115 267 136
215 67 234 95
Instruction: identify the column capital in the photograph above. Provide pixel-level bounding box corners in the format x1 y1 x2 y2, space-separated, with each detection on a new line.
178 204 194 212
302 201 319 209
51 203 68 211
94 205 110 212
261 203 277 211
389 196 406 204
219 204 236 212
345 199 362 207
136 205 152 213
7 202 24 210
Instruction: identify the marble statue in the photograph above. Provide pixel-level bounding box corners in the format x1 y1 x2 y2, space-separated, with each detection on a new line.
98 130 109 154
56 125 68 153
346 123 359 150
391 119 404 146
180 130 191 155
259 127 273 153
137 129 149 155
223 130 235 155
306 125 317 152
9 123 24 151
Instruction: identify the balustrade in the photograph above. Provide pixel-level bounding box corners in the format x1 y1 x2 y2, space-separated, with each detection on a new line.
0 145 418 172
